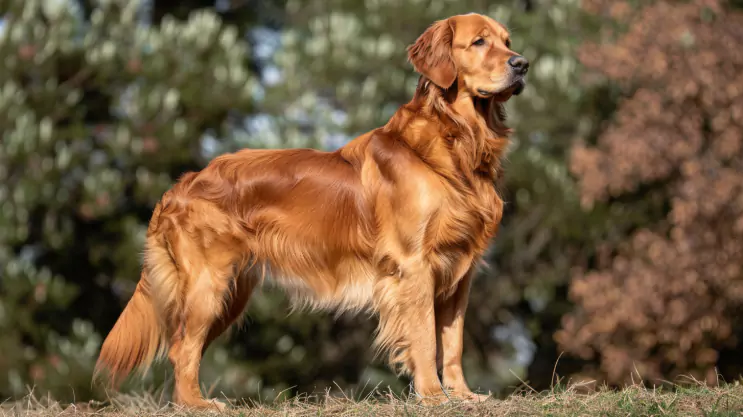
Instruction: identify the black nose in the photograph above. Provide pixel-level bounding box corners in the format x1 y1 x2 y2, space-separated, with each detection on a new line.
508 55 529 75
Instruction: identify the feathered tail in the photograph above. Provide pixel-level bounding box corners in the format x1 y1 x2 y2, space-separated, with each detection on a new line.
93 275 166 386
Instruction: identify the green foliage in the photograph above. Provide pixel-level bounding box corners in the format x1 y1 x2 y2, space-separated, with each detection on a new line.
0 0 614 401
0 0 259 400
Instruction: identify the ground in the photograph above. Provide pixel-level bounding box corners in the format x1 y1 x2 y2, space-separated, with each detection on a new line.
5 382 743 416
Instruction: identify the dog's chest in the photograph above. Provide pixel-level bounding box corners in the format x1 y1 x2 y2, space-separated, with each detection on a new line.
427 178 502 295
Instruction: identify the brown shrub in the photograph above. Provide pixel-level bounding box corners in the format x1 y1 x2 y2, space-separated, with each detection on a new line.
557 0 743 385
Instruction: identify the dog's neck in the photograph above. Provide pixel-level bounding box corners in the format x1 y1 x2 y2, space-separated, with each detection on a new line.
391 76 511 182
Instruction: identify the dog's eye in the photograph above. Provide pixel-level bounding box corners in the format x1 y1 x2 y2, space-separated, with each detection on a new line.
472 38 485 46
505 39 511 48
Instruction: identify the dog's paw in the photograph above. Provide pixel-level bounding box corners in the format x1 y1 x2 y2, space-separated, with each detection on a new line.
464 392 491 403
207 399 228 412
414 390 450 406
174 398 228 413
448 390 492 403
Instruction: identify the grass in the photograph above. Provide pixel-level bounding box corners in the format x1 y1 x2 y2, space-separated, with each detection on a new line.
4 381 743 416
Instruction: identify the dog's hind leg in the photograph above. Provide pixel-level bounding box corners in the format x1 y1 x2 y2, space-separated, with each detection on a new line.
201 268 259 356
159 206 246 410
167 263 234 410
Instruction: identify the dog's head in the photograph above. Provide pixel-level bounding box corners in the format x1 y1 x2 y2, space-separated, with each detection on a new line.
407 13 528 102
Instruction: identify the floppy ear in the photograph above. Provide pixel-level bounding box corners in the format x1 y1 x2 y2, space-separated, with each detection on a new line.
406 19 456 89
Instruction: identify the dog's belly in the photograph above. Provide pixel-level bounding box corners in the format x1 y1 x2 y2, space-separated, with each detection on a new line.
262 255 377 315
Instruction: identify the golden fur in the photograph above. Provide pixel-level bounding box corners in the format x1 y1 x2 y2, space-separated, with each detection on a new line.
95 13 529 409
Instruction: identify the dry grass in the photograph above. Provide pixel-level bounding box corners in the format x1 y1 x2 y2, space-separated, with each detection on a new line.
3 381 743 417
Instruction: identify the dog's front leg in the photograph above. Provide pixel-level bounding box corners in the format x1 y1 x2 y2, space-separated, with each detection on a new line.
405 263 443 402
374 260 445 403
435 270 489 402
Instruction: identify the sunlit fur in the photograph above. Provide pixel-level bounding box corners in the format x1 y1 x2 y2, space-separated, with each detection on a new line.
95 13 525 409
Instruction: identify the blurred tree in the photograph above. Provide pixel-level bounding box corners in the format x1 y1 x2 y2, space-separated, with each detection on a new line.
557 0 743 386
0 0 266 401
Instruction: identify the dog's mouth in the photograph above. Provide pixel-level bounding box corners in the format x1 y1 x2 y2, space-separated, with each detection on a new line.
477 78 526 102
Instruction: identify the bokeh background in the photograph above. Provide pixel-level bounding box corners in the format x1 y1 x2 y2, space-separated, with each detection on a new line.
1 0 742 404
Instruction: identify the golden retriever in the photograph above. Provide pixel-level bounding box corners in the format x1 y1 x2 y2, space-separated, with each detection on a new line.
95 12 528 409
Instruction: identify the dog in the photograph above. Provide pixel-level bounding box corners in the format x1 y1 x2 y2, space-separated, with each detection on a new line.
94 12 528 409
